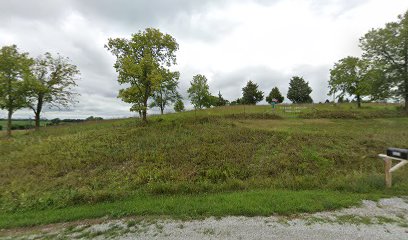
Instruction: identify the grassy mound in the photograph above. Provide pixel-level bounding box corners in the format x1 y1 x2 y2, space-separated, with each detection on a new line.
0 103 407 228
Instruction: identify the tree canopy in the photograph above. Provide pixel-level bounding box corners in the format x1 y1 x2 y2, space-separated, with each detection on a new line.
187 74 211 109
0 45 33 137
28 52 80 129
328 56 372 108
174 99 185 112
241 80 263 105
266 87 284 104
105 28 179 121
215 91 229 106
150 69 180 115
287 76 313 104
360 10 408 111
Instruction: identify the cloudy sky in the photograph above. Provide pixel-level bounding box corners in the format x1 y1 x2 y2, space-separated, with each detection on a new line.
1 0 407 119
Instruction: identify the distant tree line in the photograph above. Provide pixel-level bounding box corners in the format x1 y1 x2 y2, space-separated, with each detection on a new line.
2 10 406 132
105 28 317 120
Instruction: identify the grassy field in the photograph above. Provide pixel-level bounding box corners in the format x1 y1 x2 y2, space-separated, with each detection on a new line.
0 103 407 229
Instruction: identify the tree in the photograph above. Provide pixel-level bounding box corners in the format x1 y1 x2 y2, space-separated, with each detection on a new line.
266 87 284 104
328 56 372 108
174 99 185 112
287 76 313 103
241 80 263 104
360 10 408 111
187 74 211 109
105 28 179 122
27 52 80 130
215 91 229 106
230 98 241 105
0 45 33 137
150 69 180 115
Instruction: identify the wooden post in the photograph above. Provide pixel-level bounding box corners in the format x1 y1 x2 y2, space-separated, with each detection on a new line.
385 158 392 188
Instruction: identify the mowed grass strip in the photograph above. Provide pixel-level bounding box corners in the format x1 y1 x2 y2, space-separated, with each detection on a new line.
0 189 375 229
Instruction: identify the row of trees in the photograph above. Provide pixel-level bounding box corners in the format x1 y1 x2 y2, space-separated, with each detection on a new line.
186 75 313 109
109 10 408 122
0 45 80 136
107 28 317 122
329 10 408 111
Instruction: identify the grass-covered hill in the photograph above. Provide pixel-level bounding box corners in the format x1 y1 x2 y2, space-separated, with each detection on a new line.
0 103 407 228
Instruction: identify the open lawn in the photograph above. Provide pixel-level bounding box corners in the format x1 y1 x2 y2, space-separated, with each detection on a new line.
0 103 407 229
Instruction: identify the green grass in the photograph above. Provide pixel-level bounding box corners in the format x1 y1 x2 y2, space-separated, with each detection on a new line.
0 119 49 131
0 103 407 229
0 189 380 229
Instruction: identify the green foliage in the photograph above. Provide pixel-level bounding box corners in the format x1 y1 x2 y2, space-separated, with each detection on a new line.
174 99 185 112
50 118 61 125
215 91 229 106
329 56 374 108
0 45 34 136
230 98 241 105
86 116 103 121
28 52 80 129
266 87 284 104
187 74 211 109
360 10 408 111
105 28 179 121
150 69 181 114
287 76 313 104
241 80 264 105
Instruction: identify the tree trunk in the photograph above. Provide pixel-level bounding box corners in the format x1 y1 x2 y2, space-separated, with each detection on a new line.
7 109 12 137
35 112 41 130
356 95 361 108
160 108 164 115
142 110 147 122
34 95 43 131
405 75 408 112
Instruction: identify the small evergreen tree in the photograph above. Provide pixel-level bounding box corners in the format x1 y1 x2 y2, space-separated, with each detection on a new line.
174 99 185 112
241 80 264 105
266 87 284 104
287 76 313 103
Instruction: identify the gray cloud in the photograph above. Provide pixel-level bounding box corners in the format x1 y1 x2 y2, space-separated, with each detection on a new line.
1 0 406 118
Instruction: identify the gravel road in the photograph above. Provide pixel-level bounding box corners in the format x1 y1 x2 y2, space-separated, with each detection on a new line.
3 197 408 240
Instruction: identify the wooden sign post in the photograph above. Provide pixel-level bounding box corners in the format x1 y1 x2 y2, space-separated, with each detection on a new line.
378 154 408 188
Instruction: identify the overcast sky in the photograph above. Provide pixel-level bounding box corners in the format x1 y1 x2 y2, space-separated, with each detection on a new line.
1 0 407 119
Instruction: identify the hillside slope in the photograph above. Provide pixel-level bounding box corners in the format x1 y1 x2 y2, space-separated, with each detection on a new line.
0 103 407 227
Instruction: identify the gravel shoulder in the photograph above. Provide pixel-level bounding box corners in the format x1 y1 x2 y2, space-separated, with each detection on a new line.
2 197 408 240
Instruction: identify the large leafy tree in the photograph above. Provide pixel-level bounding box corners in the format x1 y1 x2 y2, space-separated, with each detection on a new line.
150 69 180 115
187 74 211 109
0 45 33 137
106 28 179 122
266 87 284 104
287 76 313 103
360 10 408 111
328 56 372 108
241 80 264 105
27 52 80 130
